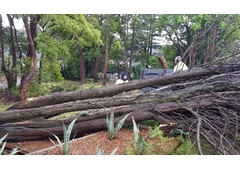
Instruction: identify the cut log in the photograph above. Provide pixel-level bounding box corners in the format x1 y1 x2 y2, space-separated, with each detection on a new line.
6 63 240 110
0 63 240 154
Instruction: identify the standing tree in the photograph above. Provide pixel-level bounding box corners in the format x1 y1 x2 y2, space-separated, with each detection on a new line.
0 14 19 90
36 14 102 84
102 14 109 86
20 14 40 100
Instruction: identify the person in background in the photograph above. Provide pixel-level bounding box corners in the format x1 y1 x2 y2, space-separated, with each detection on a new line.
173 56 188 72
115 72 129 85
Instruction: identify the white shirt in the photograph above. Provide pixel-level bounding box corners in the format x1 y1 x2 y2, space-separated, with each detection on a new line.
115 79 129 85
173 61 188 72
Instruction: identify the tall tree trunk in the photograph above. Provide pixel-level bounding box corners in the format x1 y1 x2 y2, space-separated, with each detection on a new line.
0 14 8 78
13 20 23 78
129 20 135 80
124 14 129 73
93 54 101 83
20 15 39 100
102 14 109 86
76 39 86 84
7 14 17 89
21 15 40 83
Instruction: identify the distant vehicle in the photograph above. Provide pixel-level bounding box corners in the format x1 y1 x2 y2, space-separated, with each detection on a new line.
140 69 173 79
140 68 173 92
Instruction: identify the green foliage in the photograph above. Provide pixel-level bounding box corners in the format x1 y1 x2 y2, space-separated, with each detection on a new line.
147 126 179 155
140 120 159 127
106 110 130 140
126 118 151 155
174 135 198 155
49 117 78 155
0 134 20 155
148 126 171 143
162 45 178 68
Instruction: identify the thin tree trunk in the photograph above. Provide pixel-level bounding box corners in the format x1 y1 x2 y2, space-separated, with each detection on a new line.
102 14 109 86
76 38 86 84
7 14 17 89
93 54 101 83
0 14 7 76
124 14 129 73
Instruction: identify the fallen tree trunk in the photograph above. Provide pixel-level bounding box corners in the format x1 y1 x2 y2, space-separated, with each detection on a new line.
6 63 240 110
0 63 240 154
0 79 239 124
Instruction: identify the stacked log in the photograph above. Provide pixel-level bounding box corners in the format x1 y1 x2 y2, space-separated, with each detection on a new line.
0 63 240 154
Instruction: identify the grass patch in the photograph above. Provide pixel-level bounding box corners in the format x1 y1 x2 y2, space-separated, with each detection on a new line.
0 103 10 112
48 111 84 120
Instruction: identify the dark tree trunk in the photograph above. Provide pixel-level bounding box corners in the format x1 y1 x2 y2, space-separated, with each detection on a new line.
124 14 129 73
0 14 7 76
102 14 109 86
76 39 86 84
6 14 17 89
93 54 101 83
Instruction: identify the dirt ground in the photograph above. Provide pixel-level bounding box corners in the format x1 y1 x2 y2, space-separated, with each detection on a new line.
5 128 180 155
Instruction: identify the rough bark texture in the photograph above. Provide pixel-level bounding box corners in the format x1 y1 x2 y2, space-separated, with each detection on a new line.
1 63 240 154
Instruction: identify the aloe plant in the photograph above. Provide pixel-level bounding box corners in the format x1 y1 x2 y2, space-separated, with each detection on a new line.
49 117 78 155
106 110 130 140
0 134 20 155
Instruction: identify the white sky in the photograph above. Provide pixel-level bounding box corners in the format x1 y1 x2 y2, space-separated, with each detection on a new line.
1 0 240 14
1 15 24 30
1 0 239 30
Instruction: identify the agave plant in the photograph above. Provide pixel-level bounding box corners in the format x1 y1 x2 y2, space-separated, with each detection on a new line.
0 134 20 155
126 118 150 155
49 117 78 155
95 146 118 155
106 110 130 140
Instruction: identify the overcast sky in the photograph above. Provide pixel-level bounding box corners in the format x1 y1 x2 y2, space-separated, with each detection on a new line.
2 15 24 30
1 0 240 14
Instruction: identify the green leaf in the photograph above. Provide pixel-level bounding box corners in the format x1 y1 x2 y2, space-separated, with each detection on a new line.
114 113 131 134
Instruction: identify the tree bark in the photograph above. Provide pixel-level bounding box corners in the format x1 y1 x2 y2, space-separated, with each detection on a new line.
7 14 17 89
20 15 40 100
76 39 86 84
102 14 109 86
93 55 101 83
7 63 240 110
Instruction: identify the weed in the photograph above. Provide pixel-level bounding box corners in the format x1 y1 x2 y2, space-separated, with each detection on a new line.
106 110 130 140
49 117 78 155
175 135 198 155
